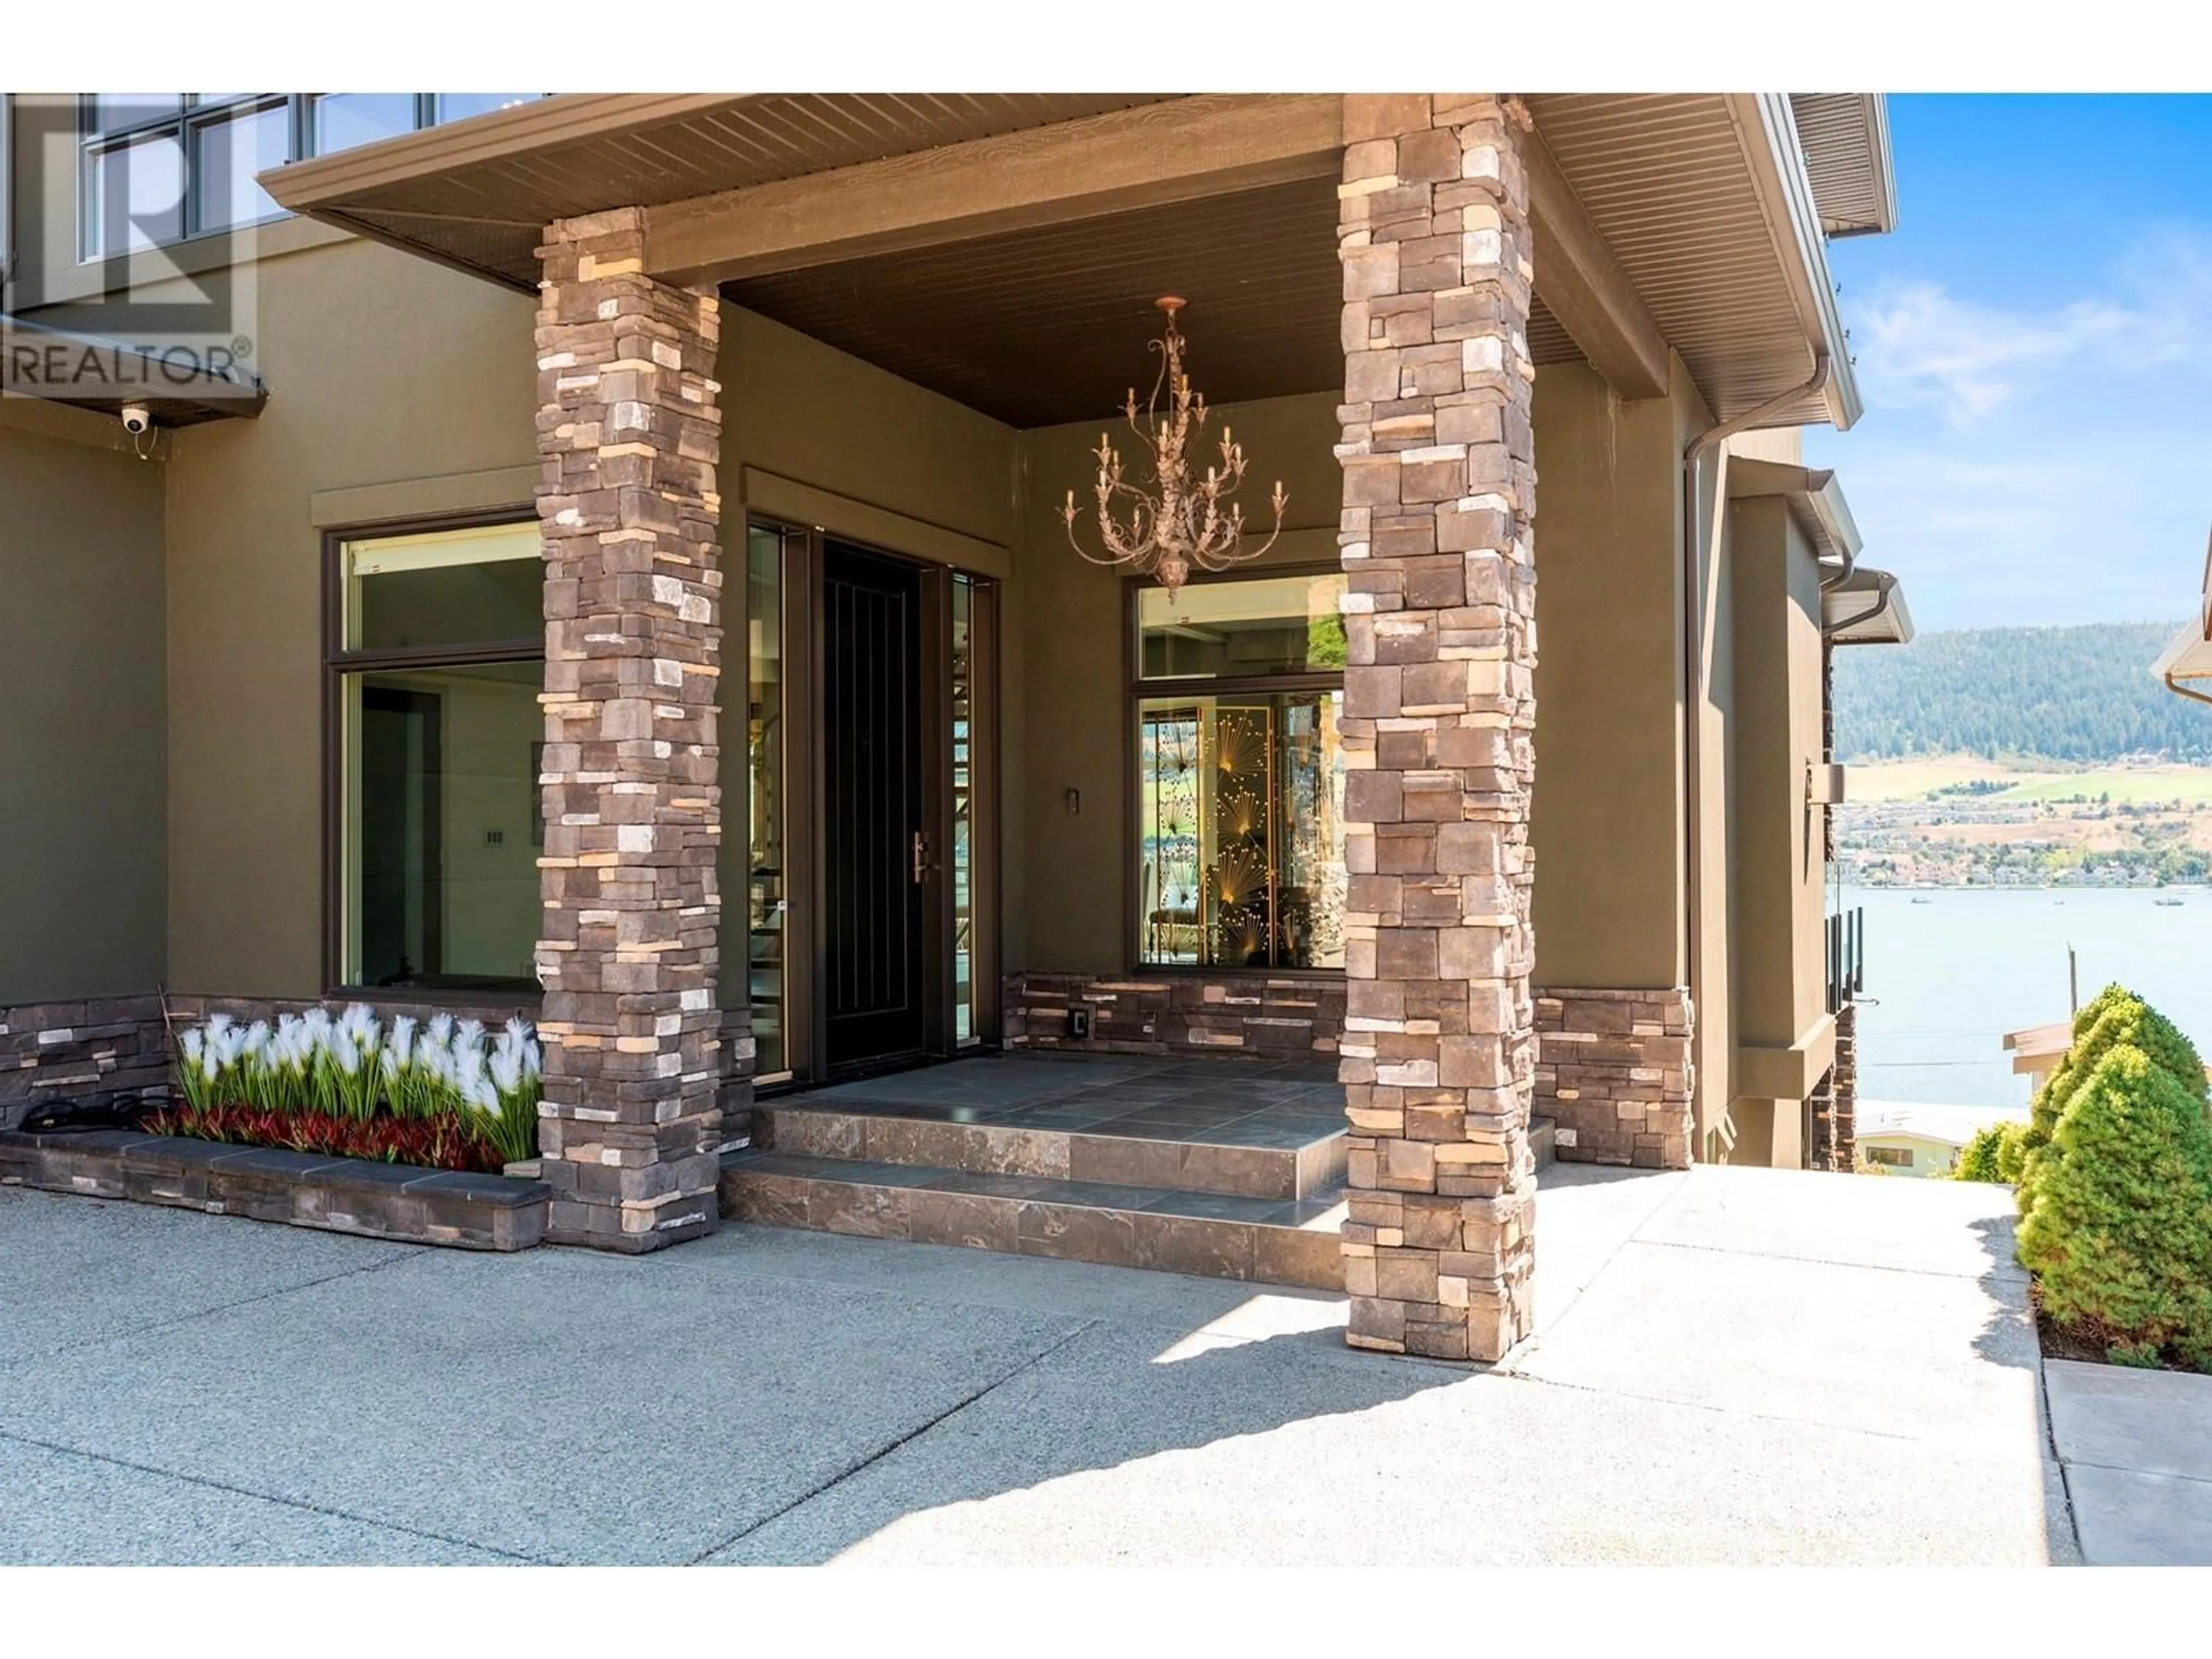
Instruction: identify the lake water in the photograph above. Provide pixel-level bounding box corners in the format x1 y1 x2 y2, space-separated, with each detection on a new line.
1842 885 2212 1107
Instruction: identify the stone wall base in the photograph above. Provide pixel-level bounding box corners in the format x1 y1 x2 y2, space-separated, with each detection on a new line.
1002 971 1345 1060
1533 987 1695 1169
1 1127 548 1249
0 994 171 1129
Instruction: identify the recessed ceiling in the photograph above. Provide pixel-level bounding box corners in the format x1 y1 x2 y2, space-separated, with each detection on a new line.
720 176 1349 429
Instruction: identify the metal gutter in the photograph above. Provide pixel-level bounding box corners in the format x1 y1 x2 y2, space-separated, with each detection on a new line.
1729 94 1864 430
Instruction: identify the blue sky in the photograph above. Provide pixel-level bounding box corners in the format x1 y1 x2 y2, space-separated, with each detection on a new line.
1803 96 2212 633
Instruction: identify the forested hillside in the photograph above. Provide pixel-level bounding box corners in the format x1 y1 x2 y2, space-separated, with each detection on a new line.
1831 620 2212 764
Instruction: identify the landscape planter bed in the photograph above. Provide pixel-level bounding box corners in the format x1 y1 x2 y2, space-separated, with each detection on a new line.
0 1127 550 1251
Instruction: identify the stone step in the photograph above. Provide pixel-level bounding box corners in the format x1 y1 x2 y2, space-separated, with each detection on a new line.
760 1097 1347 1202
720 1149 1345 1290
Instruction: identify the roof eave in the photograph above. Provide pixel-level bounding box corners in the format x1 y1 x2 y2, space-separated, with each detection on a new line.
1736 93 1865 431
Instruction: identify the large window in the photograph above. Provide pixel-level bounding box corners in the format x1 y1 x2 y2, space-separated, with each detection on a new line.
331 522 543 993
81 94 545 258
1134 571 1348 971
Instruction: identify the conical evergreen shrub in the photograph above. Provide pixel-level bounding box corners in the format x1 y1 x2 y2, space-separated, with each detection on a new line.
2018 987 2207 1223
2014 1044 2212 1366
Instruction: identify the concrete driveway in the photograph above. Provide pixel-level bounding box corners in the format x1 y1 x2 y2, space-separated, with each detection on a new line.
0 1161 2073 1565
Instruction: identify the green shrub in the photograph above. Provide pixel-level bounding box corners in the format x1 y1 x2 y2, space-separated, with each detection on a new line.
2015 1044 2212 1366
2025 986 2206 1152
2018 988 2207 1222
1952 1120 2029 1184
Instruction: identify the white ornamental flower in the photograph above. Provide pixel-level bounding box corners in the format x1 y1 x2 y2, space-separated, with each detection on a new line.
426 1013 456 1047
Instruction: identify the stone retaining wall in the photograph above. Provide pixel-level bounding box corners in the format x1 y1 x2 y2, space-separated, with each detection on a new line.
0 1128 548 1250
1533 987 1695 1169
0 994 170 1129
1002 972 1345 1059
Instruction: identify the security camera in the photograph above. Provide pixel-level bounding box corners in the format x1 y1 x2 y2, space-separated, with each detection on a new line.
119 403 151 436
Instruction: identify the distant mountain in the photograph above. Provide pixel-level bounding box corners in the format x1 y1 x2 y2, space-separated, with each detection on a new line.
1831 620 2212 765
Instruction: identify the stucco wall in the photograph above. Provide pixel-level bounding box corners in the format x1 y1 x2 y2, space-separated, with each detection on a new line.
157 238 540 997
1010 391 1343 976
144 259 1023 1004
0 404 169 1001
1527 361 1689 990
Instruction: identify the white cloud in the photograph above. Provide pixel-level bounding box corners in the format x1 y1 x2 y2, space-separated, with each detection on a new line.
1848 232 2212 425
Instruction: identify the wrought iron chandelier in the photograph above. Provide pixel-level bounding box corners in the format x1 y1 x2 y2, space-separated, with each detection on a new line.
1062 297 1286 601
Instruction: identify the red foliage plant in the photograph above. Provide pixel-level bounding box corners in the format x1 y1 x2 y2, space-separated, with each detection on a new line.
142 1101 506 1174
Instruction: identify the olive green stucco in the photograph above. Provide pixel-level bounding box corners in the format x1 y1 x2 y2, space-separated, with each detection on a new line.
0 403 168 1002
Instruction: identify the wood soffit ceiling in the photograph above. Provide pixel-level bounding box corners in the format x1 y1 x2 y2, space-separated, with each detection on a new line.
270 92 1883 430
722 176 1349 429
290 94 1177 289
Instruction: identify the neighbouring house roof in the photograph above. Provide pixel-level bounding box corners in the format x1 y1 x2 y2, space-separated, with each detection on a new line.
1858 1101 2029 1150
257 92 1884 432
0 312 266 427
2153 529 2212 702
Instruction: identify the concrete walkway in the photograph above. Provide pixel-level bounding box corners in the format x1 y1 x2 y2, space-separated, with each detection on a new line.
0 1161 2073 1565
2045 1359 2212 1565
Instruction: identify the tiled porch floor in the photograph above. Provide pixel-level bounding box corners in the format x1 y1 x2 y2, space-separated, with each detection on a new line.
790 1052 1344 1148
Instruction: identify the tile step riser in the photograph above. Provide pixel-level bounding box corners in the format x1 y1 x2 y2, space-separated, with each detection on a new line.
762 1105 1347 1202
719 1168 1343 1291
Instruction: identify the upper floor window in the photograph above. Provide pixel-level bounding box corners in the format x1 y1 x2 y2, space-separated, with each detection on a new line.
80 93 545 259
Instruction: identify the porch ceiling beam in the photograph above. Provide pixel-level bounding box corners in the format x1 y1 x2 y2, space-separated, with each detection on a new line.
1524 125 1672 400
641 94 1345 288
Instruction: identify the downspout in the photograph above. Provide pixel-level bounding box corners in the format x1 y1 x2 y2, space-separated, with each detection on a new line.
1679 350 1831 1160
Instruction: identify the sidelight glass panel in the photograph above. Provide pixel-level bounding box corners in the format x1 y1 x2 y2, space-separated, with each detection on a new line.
342 661 543 990
1135 690 1345 969
950 576 976 1044
1137 571 1349 680
745 525 788 1076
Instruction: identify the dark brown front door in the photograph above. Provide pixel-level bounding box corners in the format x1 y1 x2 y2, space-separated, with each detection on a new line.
821 543 927 1074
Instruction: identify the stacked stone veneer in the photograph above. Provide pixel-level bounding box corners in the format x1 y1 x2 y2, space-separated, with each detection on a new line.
0 995 171 1128
1002 972 1345 1059
534 207 726 1252
1335 94 1540 1362
1533 988 1694 1168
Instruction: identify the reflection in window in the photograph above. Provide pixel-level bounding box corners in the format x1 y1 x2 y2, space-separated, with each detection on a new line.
81 94 550 256
1138 571 1347 680
334 525 543 991
1137 691 1344 969
188 98 289 233
952 575 977 1043
745 526 788 1077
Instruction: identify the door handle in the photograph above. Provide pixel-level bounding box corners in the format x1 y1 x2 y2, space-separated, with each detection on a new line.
912 830 930 885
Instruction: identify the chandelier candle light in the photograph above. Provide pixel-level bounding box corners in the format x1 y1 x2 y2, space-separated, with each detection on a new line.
1063 297 1287 603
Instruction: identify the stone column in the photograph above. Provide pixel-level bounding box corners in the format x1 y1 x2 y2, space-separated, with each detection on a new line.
1335 95 1539 1361
533 207 725 1251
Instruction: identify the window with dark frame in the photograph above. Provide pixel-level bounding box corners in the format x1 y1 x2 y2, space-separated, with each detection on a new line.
79 94 546 259
1131 567 1349 972
327 518 544 996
